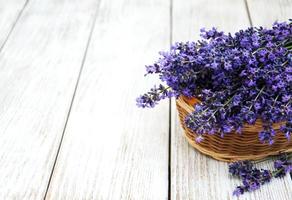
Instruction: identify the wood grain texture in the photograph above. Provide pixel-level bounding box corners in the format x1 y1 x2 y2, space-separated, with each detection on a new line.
171 0 292 199
247 0 292 26
0 0 98 199
247 0 292 182
45 0 170 199
0 0 27 49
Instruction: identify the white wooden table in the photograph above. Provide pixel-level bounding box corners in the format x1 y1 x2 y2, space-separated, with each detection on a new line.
0 0 291 199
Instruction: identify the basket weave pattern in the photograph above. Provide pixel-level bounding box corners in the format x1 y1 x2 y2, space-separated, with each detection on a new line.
176 96 292 162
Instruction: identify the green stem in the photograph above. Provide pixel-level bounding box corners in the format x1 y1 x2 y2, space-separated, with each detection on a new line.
272 168 284 177
284 99 291 109
209 95 235 117
254 153 292 164
156 86 171 95
273 94 280 107
281 60 288 66
195 94 237 132
252 39 291 55
248 86 265 110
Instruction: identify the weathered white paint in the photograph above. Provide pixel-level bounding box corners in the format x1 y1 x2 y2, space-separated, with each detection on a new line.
0 0 290 199
247 0 292 26
45 0 170 199
0 0 27 49
171 0 292 199
0 0 99 198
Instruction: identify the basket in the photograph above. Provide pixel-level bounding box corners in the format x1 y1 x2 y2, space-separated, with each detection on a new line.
176 96 292 162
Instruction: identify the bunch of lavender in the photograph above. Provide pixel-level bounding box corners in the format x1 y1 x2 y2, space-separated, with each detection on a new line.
137 20 292 144
229 153 292 196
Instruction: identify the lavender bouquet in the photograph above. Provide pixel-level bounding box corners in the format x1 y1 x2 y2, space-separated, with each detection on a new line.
137 21 291 145
137 20 292 195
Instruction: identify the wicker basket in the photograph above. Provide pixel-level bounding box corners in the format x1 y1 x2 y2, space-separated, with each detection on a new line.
176 96 292 162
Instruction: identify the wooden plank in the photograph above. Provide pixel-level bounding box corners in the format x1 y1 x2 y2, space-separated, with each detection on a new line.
0 0 28 50
45 0 170 199
0 0 99 199
247 0 292 182
171 0 292 199
247 0 292 26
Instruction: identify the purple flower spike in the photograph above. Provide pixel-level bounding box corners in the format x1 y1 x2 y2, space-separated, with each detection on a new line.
259 126 276 145
228 153 292 196
233 186 245 196
274 154 292 178
137 20 292 144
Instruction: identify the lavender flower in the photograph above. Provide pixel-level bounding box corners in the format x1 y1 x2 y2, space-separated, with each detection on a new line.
229 153 292 196
136 84 176 108
137 20 292 144
259 127 276 145
273 154 292 177
229 160 253 177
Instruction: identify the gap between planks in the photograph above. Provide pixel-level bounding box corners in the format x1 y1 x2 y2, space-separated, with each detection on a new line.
0 0 102 198
0 0 29 53
168 0 173 199
43 1 101 199
171 0 292 199
245 0 292 181
44 0 170 199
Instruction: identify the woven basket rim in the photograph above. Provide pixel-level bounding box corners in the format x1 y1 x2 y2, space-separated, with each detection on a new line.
176 95 292 162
